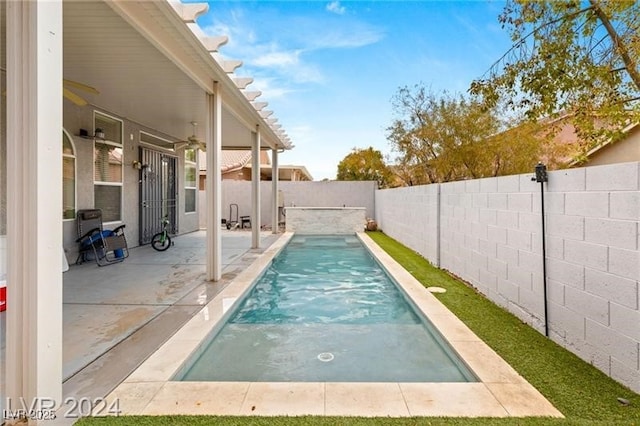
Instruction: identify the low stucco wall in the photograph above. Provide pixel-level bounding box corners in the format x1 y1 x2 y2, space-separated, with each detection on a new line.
285 207 366 234
199 180 378 230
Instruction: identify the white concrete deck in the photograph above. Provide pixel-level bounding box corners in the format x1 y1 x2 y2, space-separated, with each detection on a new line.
101 232 563 418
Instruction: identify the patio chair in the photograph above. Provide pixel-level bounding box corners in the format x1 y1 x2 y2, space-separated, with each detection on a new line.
75 209 129 266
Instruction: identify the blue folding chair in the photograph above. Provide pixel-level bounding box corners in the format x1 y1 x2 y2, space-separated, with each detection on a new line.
75 209 128 266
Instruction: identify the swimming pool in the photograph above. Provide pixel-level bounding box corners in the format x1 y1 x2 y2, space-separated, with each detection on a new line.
176 234 476 382
108 231 562 417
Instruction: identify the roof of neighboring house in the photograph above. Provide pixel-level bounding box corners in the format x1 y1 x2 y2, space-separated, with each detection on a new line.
537 113 640 166
571 122 640 165
220 150 252 173
257 164 314 181
201 149 312 180
219 149 272 174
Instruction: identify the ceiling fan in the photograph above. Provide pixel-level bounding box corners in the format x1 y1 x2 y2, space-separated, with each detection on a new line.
1 68 99 106
173 121 206 151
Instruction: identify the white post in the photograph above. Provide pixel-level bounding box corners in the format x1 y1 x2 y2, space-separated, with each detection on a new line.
251 128 261 248
271 149 279 233
206 85 222 281
6 0 63 410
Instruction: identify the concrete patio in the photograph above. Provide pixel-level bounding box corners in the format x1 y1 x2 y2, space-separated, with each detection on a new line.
46 230 277 413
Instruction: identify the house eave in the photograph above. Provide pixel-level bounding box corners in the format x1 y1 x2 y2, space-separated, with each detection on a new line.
106 0 291 150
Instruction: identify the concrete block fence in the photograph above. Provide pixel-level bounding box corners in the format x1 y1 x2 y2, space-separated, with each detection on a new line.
375 162 640 393
199 180 377 230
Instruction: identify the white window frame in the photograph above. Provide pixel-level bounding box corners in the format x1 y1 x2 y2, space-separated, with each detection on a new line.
62 128 77 221
184 148 197 214
139 130 176 153
93 111 124 224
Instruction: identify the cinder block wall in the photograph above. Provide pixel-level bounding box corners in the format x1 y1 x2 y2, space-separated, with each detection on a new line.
375 184 440 265
375 162 640 393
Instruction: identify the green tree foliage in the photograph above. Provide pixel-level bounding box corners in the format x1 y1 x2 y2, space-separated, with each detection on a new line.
336 147 393 188
386 84 547 184
470 0 640 152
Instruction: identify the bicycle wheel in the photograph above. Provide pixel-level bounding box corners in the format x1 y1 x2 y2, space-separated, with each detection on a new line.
151 232 171 251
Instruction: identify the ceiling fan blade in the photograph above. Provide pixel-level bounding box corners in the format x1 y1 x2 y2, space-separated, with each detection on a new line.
63 79 100 95
173 141 189 150
1 75 99 103
63 88 88 106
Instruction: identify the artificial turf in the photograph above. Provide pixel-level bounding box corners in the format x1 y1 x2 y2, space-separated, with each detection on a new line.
78 231 638 426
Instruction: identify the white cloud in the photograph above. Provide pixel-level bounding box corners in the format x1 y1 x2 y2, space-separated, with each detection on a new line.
249 47 325 85
248 76 294 100
197 5 383 106
253 50 301 68
326 1 346 15
307 25 383 50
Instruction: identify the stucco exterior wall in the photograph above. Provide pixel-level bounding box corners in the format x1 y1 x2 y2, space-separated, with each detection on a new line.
375 162 640 393
62 104 200 261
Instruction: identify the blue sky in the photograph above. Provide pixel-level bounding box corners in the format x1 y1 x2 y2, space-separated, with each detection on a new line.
195 0 513 180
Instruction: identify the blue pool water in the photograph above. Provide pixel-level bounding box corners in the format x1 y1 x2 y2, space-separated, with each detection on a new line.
178 235 476 382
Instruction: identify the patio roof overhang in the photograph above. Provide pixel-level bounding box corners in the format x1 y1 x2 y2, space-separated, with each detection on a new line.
2 0 286 408
61 0 291 151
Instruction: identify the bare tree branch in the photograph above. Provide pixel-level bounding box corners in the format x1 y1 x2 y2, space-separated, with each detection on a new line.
589 0 640 91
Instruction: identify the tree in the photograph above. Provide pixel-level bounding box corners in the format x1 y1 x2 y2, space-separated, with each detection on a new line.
470 0 640 151
386 84 546 184
336 147 393 188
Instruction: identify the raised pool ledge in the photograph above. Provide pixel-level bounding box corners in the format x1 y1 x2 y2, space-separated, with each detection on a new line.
285 206 366 234
102 231 563 418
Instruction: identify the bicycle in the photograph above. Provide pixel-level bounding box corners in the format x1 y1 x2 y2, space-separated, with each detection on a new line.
151 215 173 251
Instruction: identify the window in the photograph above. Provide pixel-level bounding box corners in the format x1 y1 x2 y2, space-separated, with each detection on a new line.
62 130 76 220
185 148 197 213
94 112 123 222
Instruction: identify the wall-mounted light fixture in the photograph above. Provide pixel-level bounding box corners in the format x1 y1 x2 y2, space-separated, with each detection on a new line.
132 161 151 172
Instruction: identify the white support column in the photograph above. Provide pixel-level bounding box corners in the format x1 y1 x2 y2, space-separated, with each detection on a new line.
251 128 261 249
6 0 63 410
271 149 279 234
206 84 222 281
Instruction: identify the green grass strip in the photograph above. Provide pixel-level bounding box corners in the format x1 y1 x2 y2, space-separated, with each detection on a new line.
78 231 638 426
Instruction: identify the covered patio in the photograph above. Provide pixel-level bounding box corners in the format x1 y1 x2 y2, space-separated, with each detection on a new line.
61 230 281 406
1 0 292 416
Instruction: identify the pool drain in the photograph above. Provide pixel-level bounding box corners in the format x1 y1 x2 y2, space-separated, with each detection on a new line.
317 352 334 362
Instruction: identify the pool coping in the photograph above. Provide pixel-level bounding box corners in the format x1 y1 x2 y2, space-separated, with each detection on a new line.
100 232 563 418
